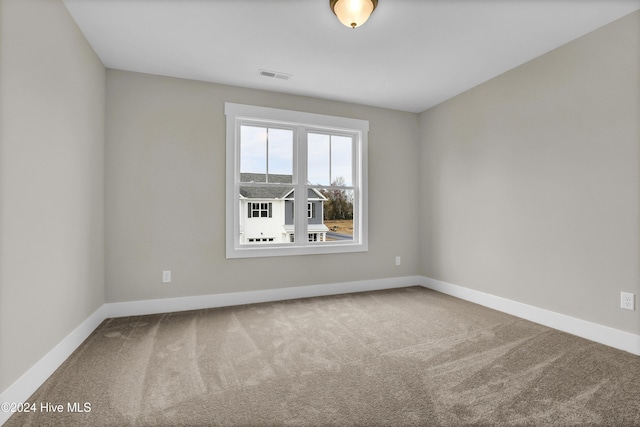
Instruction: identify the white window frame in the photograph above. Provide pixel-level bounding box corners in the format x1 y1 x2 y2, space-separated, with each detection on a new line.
225 102 368 258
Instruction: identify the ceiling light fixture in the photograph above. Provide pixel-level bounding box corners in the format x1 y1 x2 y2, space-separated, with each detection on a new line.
330 0 378 29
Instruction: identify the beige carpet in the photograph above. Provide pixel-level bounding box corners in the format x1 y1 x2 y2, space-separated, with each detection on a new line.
6 287 640 426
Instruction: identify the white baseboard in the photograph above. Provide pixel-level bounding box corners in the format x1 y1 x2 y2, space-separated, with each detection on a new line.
0 304 109 426
420 276 640 356
3 274 637 426
105 276 423 318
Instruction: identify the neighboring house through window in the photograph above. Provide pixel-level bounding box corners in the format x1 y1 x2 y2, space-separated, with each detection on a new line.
225 103 368 258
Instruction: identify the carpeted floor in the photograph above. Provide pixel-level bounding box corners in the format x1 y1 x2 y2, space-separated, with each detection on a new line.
6 286 640 426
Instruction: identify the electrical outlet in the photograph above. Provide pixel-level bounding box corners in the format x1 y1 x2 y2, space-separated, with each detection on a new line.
621 292 635 311
162 270 172 283
395 256 401 266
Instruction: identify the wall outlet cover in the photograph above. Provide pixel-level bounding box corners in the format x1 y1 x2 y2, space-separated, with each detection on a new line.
162 270 172 283
621 292 635 311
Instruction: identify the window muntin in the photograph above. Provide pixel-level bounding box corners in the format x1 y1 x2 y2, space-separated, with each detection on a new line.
313 187 354 242
226 103 368 258
240 125 293 183
307 133 353 187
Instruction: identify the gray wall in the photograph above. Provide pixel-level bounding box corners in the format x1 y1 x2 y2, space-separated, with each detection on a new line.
105 70 420 303
0 0 105 391
419 11 640 334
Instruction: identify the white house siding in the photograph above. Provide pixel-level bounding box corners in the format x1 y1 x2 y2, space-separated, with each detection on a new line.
240 199 288 243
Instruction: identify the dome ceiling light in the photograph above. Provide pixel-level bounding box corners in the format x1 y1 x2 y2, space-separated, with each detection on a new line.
330 0 378 29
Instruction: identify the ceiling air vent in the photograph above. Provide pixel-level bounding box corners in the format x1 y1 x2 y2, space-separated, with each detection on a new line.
258 69 292 81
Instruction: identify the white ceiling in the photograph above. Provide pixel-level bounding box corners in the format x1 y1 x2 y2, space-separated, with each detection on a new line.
63 0 640 113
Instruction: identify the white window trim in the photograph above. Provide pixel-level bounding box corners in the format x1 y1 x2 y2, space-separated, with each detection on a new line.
225 102 368 259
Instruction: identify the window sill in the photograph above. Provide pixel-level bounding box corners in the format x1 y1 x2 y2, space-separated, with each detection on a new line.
226 241 368 259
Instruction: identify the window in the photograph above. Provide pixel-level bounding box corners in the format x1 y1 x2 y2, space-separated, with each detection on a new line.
225 103 368 258
249 202 272 218
248 237 274 243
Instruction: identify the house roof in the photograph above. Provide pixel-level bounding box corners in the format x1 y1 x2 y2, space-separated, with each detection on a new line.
240 186 292 199
241 173 292 184
240 173 293 199
239 173 327 200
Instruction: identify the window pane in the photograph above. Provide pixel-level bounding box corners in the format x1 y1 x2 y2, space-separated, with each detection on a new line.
331 135 352 186
308 133 330 186
323 218 354 242
240 125 266 182
309 187 354 243
267 128 293 180
239 185 292 245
